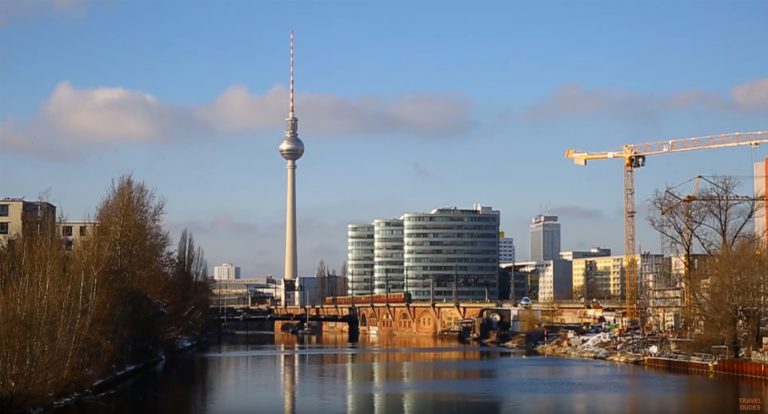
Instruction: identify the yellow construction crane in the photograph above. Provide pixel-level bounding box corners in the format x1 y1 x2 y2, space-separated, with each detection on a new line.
565 130 768 322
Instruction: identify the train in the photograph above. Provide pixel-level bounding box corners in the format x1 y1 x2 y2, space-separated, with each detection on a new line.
324 292 411 305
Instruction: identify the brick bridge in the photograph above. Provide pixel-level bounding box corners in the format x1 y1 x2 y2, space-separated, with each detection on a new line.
270 301 623 335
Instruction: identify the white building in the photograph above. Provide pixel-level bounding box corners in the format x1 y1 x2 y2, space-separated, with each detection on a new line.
499 234 516 264
373 219 404 294
529 215 560 261
514 260 572 302
403 204 499 301
347 224 374 296
213 263 241 280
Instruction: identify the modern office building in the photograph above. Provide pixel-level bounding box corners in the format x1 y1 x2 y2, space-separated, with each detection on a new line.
0 198 56 245
347 224 375 296
512 260 572 302
529 215 560 261
403 204 500 301
499 234 516 264
57 220 98 250
213 263 241 280
373 219 404 294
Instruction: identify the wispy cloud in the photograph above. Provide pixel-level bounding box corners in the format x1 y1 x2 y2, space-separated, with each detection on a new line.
520 77 768 121
0 0 88 27
1 82 474 159
550 205 605 220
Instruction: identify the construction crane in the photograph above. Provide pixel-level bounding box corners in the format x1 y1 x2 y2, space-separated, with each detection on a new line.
565 130 768 322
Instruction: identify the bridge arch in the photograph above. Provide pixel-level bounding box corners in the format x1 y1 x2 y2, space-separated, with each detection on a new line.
416 310 436 334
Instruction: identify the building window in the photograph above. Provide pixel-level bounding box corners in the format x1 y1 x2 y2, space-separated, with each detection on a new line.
0 222 8 235
79 226 87 237
62 226 73 237
0 205 7 217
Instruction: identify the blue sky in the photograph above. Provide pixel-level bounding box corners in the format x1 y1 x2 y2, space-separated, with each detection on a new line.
2 0 767 277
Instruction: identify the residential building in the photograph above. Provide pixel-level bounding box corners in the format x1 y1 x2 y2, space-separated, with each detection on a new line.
499 233 516 264
347 224 374 296
213 263 241 280
559 247 611 261
512 260 571 302
57 220 98 250
572 253 663 302
403 204 499 301
0 198 56 245
373 219 404 294
529 215 560 261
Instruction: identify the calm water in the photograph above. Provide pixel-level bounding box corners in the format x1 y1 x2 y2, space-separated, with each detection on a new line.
56 333 767 414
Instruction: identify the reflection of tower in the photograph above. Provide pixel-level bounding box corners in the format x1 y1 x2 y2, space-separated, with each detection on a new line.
280 347 298 414
280 31 305 303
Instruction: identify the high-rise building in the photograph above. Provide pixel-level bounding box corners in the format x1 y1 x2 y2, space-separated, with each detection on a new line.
347 224 374 296
403 204 499 301
0 198 56 245
529 215 560 261
213 263 241 280
754 157 767 242
373 219 404 294
499 234 516 264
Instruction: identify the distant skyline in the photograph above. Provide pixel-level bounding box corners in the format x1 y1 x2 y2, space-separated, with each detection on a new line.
2 1 767 277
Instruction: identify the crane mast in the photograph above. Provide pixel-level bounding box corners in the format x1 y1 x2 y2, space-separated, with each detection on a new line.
566 130 768 323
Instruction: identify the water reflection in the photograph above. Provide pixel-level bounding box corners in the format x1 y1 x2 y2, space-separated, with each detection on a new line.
55 333 767 414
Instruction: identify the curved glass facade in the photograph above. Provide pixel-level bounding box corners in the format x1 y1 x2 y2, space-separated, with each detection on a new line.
347 224 374 296
373 219 404 294
404 207 499 301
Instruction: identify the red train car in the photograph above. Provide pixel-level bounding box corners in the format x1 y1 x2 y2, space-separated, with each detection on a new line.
325 292 411 305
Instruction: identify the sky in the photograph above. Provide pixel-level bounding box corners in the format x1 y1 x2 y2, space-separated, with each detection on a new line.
2 0 767 277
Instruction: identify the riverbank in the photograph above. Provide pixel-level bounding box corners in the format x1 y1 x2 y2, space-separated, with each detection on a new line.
45 337 203 413
530 330 768 379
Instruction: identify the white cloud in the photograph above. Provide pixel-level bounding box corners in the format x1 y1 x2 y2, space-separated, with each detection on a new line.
521 77 768 121
731 78 768 110
42 81 176 142
1 81 474 158
200 85 472 137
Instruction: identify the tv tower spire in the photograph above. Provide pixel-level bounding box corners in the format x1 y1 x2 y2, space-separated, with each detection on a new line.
279 31 304 287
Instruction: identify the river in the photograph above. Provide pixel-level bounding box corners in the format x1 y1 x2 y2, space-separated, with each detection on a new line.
54 333 767 414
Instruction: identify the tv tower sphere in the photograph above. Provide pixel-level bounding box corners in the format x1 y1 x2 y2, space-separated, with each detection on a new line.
279 120 304 161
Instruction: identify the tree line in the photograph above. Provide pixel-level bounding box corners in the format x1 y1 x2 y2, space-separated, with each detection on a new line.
0 175 210 411
649 175 767 358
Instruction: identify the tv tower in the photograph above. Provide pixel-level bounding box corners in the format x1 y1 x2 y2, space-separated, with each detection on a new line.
279 31 304 284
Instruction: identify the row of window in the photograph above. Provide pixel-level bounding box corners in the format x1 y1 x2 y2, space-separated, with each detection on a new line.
406 216 497 223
